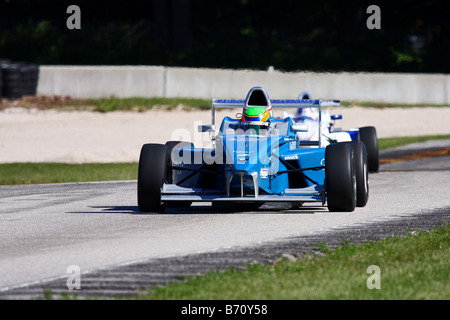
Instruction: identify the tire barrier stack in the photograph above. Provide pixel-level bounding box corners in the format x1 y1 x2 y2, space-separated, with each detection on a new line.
0 59 40 101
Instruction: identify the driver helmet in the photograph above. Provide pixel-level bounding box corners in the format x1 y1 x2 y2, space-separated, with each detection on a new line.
241 106 272 134
299 91 311 100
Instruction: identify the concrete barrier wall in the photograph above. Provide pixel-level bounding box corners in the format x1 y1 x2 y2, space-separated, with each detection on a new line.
38 66 166 99
37 65 450 104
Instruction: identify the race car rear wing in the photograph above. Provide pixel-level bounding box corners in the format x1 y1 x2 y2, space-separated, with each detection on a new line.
197 98 340 148
205 98 341 129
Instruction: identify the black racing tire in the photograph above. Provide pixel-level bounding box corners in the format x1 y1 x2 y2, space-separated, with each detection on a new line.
325 143 357 212
137 143 167 213
359 126 379 173
346 141 369 207
165 141 194 208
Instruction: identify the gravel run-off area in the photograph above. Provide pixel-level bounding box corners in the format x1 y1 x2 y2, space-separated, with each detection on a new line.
1 105 450 163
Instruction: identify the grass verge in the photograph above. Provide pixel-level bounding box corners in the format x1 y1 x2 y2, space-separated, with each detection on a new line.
340 100 450 108
83 97 211 112
133 224 449 300
0 162 137 185
377 134 450 151
0 96 212 112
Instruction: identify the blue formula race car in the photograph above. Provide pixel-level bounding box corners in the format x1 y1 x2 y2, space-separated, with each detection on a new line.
137 87 369 213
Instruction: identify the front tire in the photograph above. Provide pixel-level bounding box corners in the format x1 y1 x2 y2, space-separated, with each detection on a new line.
325 143 357 212
137 144 167 213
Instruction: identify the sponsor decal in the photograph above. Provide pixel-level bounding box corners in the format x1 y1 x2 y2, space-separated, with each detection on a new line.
216 99 246 103
283 154 298 160
260 168 269 179
270 99 320 104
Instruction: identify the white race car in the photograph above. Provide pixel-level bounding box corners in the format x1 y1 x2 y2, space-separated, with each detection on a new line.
284 92 379 172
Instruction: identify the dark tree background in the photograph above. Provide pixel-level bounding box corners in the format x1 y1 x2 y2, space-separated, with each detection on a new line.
0 0 449 73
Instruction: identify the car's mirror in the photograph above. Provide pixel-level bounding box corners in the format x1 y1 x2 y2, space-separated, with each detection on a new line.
198 124 216 132
331 115 342 120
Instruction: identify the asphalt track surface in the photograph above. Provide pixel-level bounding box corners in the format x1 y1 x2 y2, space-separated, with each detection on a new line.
0 140 449 299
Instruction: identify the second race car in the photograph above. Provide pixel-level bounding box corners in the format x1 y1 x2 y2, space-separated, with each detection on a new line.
285 91 379 172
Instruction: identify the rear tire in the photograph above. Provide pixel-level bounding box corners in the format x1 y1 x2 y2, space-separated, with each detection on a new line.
359 126 379 173
325 143 356 212
137 144 167 213
346 141 369 207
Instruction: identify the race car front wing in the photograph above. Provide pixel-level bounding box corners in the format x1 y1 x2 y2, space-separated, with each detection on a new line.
160 183 324 203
